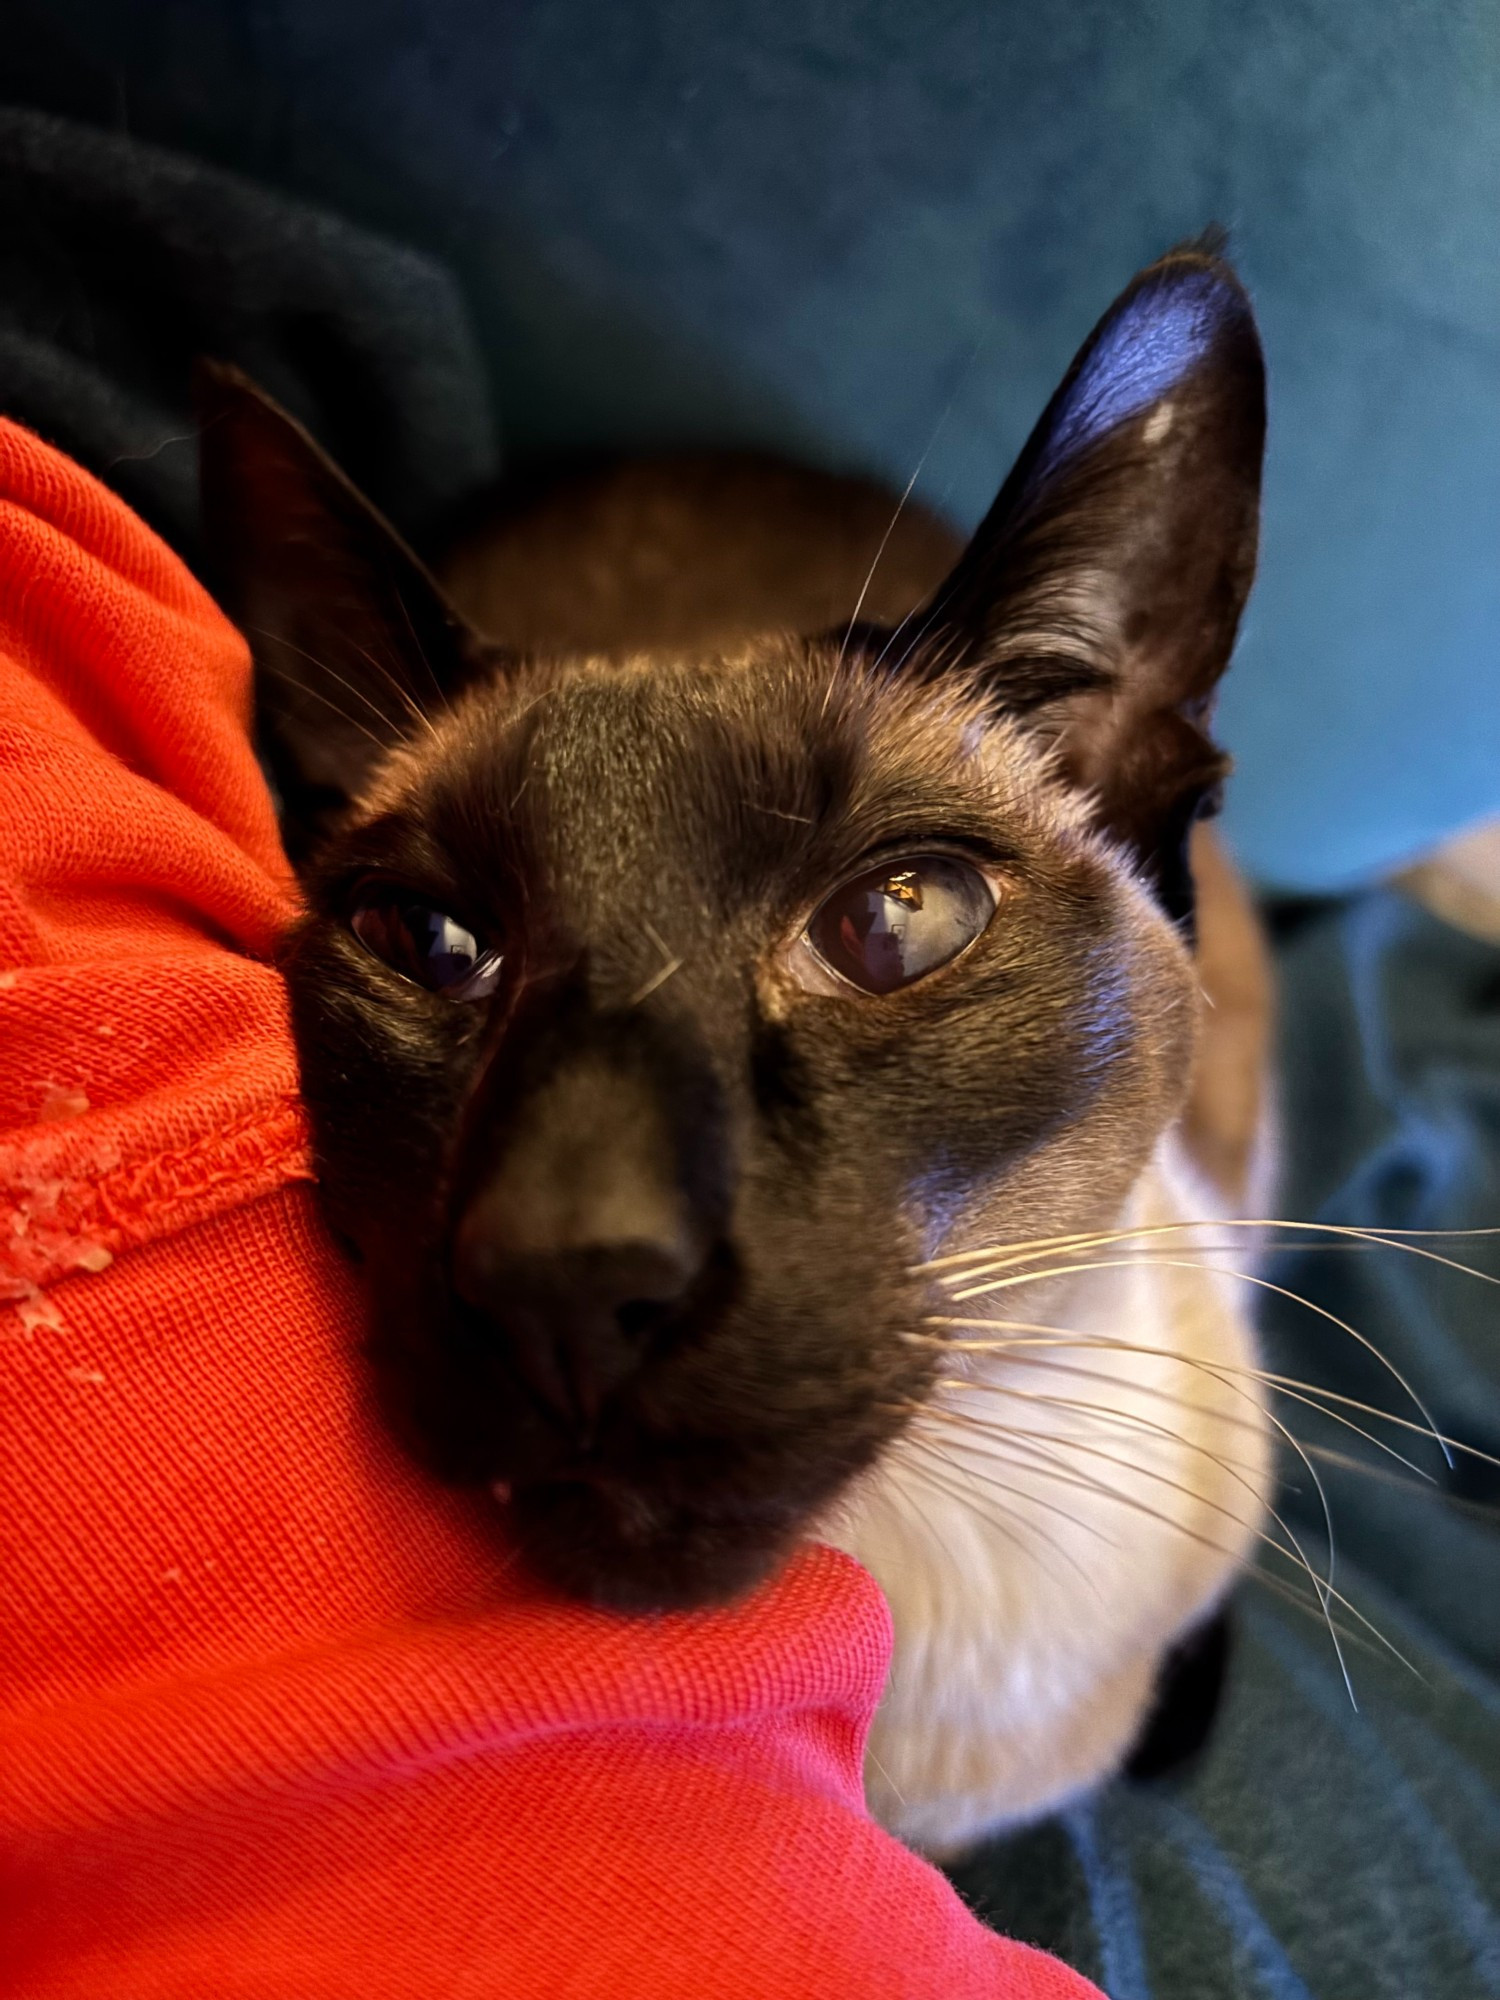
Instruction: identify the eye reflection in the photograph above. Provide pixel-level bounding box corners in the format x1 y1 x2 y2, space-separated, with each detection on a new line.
804 855 997 995
349 885 503 1002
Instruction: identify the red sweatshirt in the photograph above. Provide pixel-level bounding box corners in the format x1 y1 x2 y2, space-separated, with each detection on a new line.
0 417 1103 2000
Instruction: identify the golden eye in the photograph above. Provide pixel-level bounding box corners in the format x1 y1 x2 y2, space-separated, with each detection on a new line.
803 856 998 995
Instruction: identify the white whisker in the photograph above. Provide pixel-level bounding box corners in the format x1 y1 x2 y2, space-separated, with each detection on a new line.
916 1326 1446 1484
930 1420 1415 1683
944 1254 1453 1469
914 1216 1500 1288
896 1430 1109 1591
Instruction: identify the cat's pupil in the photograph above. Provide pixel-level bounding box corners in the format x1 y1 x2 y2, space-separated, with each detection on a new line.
349 887 502 1001
807 856 996 995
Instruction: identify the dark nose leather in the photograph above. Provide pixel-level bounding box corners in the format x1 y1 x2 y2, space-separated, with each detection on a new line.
450 1038 716 1439
452 1219 703 1434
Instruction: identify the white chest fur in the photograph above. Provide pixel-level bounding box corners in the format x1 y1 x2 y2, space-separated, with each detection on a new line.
825 1131 1272 1855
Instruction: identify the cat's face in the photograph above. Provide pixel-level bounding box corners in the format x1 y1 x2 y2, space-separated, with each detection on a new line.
283 652 1195 1606
200 239 1264 1610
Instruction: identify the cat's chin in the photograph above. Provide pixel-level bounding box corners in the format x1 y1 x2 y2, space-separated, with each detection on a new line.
505 1474 796 1612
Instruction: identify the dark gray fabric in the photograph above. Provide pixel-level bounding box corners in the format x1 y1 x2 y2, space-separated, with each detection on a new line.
949 892 1500 1998
0 107 497 566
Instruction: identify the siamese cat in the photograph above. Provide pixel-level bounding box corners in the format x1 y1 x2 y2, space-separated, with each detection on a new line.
199 236 1275 1856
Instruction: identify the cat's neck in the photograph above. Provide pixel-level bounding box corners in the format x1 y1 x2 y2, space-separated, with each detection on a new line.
824 1129 1270 1852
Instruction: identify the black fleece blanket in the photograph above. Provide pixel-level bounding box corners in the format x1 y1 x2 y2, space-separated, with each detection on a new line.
0 105 497 569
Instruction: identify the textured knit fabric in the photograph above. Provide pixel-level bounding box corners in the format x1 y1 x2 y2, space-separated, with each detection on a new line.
0 417 1102 1998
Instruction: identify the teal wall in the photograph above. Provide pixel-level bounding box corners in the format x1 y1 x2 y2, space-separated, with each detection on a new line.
8 0 1498 886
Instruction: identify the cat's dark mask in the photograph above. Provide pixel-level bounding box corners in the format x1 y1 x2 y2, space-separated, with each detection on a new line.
199 240 1264 1610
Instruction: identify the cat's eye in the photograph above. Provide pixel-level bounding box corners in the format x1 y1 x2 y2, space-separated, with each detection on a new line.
348 884 503 1002
802 854 999 995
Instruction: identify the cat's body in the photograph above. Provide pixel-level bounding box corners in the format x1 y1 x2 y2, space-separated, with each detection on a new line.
200 240 1274 1854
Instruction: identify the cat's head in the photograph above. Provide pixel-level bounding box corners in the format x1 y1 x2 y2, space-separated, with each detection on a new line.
200 240 1264 1610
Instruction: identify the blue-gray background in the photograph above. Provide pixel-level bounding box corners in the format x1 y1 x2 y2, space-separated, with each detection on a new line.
7 0 1498 888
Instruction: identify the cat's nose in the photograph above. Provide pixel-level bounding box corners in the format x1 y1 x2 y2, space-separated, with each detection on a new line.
448 1009 729 1439
450 1158 709 1439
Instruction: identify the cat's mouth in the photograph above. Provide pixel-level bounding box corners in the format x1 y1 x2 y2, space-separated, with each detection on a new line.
364 1222 925 1611
467 1350 807 1610
365 1265 800 1607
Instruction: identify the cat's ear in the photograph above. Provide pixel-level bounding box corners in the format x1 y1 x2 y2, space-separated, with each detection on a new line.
904 237 1265 922
196 361 490 862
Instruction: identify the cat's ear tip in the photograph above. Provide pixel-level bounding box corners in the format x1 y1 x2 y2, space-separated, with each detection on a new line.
191 357 272 422
1073 234 1263 441
193 363 331 461
1160 221 1235 269
1145 225 1242 288
192 355 244 389
1130 231 1260 345
192 358 242 437
193 363 321 482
